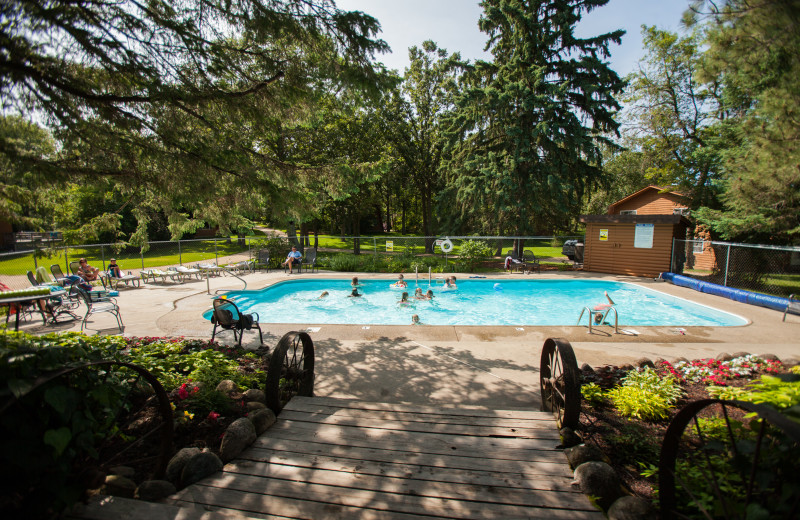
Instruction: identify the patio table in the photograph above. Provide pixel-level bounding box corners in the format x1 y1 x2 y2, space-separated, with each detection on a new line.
0 289 67 331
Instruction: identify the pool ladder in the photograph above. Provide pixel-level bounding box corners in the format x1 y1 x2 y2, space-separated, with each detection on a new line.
577 306 619 334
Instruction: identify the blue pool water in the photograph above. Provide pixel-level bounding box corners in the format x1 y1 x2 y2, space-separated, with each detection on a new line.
205 279 747 327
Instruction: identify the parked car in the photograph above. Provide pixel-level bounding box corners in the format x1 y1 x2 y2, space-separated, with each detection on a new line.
561 239 578 260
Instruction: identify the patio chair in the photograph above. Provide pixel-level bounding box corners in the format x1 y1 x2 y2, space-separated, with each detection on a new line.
784 294 800 322
70 285 123 332
27 271 81 322
69 260 106 288
101 269 141 290
175 265 201 280
50 264 78 287
211 298 263 347
301 249 318 273
256 249 270 272
504 253 526 273
523 249 540 274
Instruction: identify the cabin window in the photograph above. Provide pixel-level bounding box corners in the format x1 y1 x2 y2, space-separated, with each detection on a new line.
619 210 637 215
673 207 691 216
692 240 705 253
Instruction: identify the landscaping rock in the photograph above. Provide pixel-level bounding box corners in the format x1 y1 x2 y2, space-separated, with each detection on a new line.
102 474 137 498
135 480 177 502
672 357 689 364
732 351 750 359
243 388 266 403
758 353 778 361
216 380 238 393
220 417 257 462
608 495 656 520
246 401 267 412
781 357 800 367
559 427 582 448
574 461 622 510
181 451 223 486
620 364 634 372
715 352 733 362
564 444 605 468
654 357 666 366
165 447 201 483
580 363 595 374
108 465 135 479
635 358 654 369
248 408 277 435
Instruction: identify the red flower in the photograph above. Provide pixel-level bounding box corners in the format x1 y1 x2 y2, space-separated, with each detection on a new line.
207 411 220 422
178 382 189 400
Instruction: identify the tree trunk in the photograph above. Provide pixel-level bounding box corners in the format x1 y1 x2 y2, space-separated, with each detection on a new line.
313 221 319 250
401 200 406 235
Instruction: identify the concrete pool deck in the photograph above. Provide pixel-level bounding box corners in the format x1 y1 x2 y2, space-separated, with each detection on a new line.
13 269 800 409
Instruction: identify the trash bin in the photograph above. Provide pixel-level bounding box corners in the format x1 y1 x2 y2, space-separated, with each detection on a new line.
574 242 585 264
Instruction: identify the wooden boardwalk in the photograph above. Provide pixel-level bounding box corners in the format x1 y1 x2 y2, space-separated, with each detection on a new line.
171 397 602 519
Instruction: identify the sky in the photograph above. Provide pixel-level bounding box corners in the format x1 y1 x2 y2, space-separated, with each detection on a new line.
335 0 691 78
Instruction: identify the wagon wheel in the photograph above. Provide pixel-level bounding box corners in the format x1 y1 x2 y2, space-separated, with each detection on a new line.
539 338 580 429
659 399 800 520
0 360 174 513
265 331 315 414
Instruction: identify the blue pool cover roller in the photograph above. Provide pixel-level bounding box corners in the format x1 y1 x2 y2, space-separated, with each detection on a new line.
660 273 789 312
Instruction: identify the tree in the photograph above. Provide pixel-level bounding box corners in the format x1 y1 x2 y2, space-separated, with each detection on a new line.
623 26 724 210
687 0 800 242
442 0 625 241
0 0 388 237
383 41 464 244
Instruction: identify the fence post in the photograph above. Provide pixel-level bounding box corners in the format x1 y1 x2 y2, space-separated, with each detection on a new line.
724 244 731 287
141 249 145 271
214 238 219 265
100 244 105 270
373 237 377 257
670 238 675 273
33 243 38 270
64 245 69 274
178 240 182 266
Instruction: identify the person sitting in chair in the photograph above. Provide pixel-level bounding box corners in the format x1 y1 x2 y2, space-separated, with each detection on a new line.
76 258 100 281
108 258 122 277
282 246 302 273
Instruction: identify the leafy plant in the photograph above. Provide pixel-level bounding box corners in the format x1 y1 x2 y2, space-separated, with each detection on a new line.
581 382 605 405
456 240 492 272
707 374 800 422
606 367 683 421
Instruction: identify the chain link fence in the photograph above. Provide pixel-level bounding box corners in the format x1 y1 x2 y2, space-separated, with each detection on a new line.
0 234 582 290
672 239 800 297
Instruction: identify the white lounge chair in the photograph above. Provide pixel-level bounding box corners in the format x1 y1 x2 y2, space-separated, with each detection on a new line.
175 265 202 280
101 270 141 289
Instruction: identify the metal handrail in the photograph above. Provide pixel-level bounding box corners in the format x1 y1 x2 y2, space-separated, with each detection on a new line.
577 306 619 334
207 268 247 294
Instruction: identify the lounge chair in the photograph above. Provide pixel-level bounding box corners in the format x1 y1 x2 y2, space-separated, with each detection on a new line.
197 263 225 276
69 260 106 288
175 265 201 280
210 298 263 347
27 270 80 322
301 249 318 273
523 249 541 274
784 294 800 322
101 269 141 289
70 286 123 332
141 268 180 283
50 264 79 287
225 260 254 275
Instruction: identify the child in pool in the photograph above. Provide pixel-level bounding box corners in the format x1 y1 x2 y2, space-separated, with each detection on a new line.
425 289 434 300
398 291 410 305
394 274 408 288
351 276 362 287
593 291 615 324
318 291 329 299
414 287 425 300
411 314 421 325
348 288 362 297
444 276 457 289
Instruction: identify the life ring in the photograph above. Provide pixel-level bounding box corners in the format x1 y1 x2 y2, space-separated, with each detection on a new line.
440 238 454 253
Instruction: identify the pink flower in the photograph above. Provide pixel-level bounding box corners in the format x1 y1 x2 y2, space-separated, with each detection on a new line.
178 382 189 400
207 411 220 422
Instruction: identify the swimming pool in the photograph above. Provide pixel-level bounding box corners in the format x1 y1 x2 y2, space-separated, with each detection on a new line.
205 279 748 327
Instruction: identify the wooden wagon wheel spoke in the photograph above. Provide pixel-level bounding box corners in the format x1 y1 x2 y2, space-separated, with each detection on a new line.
265 331 315 414
538 338 580 430
659 399 800 520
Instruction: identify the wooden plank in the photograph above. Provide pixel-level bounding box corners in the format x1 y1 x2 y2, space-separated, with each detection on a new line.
288 396 553 420
175 485 433 520
222 456 577 498
262 419 563 456
277 410 561 439
228 449 574 489
243 439 572 477
280 401 559 429
186 473 602 519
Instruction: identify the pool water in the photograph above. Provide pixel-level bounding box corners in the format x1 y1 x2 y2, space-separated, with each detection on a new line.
206 279 747 327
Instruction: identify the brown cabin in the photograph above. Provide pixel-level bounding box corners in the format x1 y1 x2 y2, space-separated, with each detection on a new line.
579 186 696 277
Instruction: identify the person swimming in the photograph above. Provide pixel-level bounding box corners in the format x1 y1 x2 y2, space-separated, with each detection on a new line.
394 274 408 288
398 291 410 305
425 289 434 300
318 291 329 299
593 291 615 324
351 276 362 287
414 287 425 300
443 276 457 289
411 314 421 325
348 288 362 297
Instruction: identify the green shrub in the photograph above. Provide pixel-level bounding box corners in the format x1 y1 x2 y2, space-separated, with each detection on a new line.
707 374 800 422
581 382 605 405
250 235 290 268
323 253 386 272
457 240 492 272
606 367 683 421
